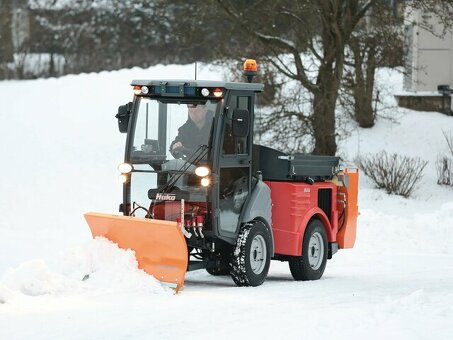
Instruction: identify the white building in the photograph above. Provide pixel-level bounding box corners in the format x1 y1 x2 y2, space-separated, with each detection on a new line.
404 7 453 92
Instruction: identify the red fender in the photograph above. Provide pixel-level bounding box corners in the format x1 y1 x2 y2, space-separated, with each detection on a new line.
294 208 333 256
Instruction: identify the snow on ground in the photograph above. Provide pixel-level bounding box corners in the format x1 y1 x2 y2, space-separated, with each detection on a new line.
1 64 453 339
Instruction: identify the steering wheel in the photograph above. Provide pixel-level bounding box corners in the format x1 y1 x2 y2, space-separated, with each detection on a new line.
172 146 195 159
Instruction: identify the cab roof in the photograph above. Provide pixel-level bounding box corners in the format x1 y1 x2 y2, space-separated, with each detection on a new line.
131 79 264 92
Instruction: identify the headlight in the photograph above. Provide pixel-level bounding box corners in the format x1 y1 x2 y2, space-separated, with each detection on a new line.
118 163 133 174
201 177 210 187
195 166 210 177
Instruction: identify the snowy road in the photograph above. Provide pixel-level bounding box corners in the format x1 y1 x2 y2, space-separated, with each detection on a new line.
1 65 453 339
1 249 452 340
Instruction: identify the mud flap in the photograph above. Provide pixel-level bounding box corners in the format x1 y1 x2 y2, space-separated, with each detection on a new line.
84 212 188 291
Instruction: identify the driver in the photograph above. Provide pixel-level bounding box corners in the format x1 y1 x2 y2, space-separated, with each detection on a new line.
170 104 212 158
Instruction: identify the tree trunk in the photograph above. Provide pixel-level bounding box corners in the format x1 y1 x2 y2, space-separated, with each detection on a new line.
312 92 337 155
0 0 14 79
352 43 376 128
312 61 341 155
310 0 359 155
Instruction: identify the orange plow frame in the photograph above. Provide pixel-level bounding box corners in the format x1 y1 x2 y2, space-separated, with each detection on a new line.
84 212 188 291
337 168 359 249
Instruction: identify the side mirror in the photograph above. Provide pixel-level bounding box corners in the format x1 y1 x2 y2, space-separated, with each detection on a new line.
115 102 132 133
231 109 250 137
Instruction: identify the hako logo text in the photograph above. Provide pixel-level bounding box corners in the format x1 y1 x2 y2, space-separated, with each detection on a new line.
155 193 176 201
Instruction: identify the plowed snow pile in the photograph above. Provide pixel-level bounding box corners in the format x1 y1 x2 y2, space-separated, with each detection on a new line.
0 238 167 303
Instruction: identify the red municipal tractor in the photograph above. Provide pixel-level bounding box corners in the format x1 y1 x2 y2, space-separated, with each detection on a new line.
85 60 358 291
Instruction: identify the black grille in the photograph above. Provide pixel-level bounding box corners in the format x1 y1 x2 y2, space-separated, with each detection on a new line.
318 189 332 221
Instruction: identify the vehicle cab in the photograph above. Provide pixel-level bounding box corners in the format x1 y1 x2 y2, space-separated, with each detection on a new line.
116 80 265 249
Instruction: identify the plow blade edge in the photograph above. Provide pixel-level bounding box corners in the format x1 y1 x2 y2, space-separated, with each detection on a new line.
84 212 188 291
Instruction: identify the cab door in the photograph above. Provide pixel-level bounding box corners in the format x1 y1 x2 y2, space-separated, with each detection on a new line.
216 92 253 239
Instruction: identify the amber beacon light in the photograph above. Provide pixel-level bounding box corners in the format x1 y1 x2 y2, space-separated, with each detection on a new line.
243 59 257 83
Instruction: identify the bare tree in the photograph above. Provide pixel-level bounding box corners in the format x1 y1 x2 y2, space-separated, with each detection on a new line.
214 0 374 155
211 1 453 154
343 3 404 128
28 0 185 75
344 1 453 129
0 0 14 79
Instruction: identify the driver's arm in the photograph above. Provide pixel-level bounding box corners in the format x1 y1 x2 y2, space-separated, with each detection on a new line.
170 125 187 158
171 141 183 151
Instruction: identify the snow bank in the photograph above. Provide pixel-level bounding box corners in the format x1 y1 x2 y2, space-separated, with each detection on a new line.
1 259 82 297
0 284 18 304
357 199 453 255
56 237 167 294
0 238 167 300
341 70 453 169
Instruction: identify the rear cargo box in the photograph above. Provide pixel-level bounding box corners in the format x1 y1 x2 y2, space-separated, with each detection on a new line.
252 144 340 181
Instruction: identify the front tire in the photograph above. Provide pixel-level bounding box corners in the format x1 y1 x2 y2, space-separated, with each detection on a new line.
230 221 271 287
289 219 327 281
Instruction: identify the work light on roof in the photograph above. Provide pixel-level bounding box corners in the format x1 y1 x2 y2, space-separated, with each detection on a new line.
141 86 149 95
201 88 210 97
133 85 141 95
213 88 223 97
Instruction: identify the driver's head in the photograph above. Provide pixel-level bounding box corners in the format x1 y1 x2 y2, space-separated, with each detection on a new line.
187 104 208 127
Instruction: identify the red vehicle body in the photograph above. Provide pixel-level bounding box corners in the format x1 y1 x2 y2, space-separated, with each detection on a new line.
268 168 358 257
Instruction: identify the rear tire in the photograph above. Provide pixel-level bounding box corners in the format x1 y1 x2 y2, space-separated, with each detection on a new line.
230 221 271 287
289 219 327 281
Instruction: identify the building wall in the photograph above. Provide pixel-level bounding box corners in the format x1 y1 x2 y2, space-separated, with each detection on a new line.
404 7 453 92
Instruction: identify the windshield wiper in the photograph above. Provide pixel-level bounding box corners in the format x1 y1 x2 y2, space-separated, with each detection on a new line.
159 145 209 194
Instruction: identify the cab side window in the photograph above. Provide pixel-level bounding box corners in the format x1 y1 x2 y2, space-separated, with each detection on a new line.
222 95 250 155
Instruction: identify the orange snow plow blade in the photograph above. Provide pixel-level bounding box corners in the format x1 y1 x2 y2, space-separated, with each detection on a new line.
84 212 188 291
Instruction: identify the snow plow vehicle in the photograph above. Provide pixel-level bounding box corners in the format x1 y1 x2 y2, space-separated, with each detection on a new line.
84 60 358 291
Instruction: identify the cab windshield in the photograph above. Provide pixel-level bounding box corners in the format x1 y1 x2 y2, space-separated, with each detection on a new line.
130 98 218 163
127 98 219 216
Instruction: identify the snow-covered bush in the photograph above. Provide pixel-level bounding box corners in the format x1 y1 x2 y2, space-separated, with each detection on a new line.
436 130 453 186
436 156 452 185
358 151 428 198
444 130 453 156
